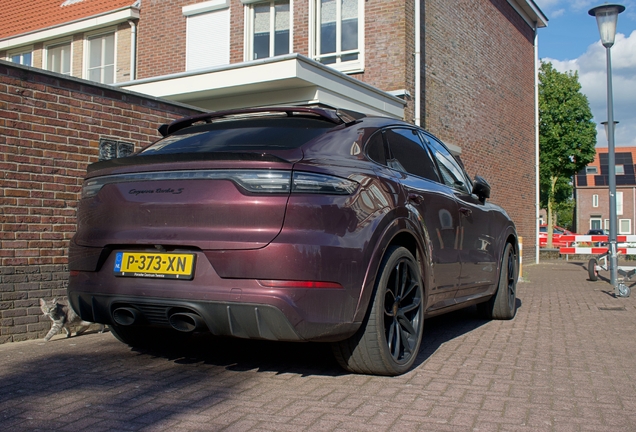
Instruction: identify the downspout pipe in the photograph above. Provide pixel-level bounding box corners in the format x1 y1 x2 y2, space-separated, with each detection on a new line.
128 20 137 81
414 0 421 126
534 24 540 264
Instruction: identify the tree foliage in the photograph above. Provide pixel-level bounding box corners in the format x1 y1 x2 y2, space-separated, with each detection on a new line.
539 61 596 245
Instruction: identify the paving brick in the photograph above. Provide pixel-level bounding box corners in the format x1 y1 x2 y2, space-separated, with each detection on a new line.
0 262 635 430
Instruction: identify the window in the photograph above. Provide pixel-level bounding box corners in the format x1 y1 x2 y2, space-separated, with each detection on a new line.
604 219 610 230
423 134 471 193
314 0 364 72
246 1 291 60
592 194 599 208
586 166 598 174
617 191 623 216
9 50 32 66
590 218 602 230
87 33 115 84
141 117 333 155
366 131 386 165
619 219 631 235
383 129 439 182
46 42 71 75
616 165 625 175
184 1 230 70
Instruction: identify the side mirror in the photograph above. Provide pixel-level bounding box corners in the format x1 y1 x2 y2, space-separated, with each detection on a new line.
472 176 491 203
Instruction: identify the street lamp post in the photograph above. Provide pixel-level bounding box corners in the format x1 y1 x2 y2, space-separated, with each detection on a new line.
589 3 625 295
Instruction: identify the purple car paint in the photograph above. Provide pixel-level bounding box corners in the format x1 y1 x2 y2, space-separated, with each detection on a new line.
68 106 518 375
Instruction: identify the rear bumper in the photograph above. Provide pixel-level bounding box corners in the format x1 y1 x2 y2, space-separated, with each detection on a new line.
69 292 358 342
67 250 361 342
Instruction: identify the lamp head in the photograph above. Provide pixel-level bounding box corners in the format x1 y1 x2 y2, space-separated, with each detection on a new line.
588 3 626 48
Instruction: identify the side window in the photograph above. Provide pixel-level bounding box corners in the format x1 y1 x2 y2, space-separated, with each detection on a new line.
385 129 439 182
366 131 386 165
424 134 471 193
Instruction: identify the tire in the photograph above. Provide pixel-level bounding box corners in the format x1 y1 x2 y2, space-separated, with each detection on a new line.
588 258 598 281
109 324 189 349
332 246 425 376
478 242 518 320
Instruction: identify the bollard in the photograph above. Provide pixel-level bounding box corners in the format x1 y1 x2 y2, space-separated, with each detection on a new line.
518 236 523 281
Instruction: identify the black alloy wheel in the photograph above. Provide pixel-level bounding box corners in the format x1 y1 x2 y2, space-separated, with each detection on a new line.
332 246 425 376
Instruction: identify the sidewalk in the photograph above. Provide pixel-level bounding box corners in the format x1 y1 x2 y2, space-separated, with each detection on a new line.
0 261 635 431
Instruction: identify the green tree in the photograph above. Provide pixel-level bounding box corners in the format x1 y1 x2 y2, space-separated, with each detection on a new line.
539 61 596 247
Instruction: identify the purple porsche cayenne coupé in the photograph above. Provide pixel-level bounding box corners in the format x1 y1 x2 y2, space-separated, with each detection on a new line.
68 106 518 375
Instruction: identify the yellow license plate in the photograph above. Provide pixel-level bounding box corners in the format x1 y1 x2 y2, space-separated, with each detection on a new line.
114 252 196 279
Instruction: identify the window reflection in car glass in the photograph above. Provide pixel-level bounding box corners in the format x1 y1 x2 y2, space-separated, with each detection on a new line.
142 118 332 154
425 135 469 193
385 129 439 182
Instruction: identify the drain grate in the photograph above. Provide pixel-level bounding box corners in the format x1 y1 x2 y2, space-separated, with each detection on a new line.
598 306 627 311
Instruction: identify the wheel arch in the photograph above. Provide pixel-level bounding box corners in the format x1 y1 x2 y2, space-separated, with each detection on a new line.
352 216 431 323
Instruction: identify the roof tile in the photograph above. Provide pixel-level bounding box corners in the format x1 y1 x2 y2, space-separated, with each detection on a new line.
1 0 138 40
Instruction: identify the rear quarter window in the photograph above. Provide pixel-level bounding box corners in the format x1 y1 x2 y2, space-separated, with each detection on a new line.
142 117 335 155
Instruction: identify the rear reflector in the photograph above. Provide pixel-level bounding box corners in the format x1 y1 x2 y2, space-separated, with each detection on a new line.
258 280 343 289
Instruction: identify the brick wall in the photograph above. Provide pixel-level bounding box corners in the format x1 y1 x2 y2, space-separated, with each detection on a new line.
136 1 188 78
423 0 538 258
353 0 416 123
0 61 204 343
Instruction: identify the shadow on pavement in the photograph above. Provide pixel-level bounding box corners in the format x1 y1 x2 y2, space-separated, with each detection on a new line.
0 298 523 429
135 299 523 376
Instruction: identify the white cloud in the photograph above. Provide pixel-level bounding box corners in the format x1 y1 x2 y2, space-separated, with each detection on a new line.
545 31 636 148
552 8 565 18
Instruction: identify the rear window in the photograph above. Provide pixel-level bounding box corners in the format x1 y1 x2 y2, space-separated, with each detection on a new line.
141 117 334 155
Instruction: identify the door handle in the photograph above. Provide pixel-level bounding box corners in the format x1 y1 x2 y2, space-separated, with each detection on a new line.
408 194 424 204
459 207 472 217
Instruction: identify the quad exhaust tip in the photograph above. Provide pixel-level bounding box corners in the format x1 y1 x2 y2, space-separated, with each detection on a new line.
169 312 205 332
112 307 139 326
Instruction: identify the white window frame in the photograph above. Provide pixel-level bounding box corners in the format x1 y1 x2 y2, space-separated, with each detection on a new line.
84 28 117 84
590 218 602 230
617 191 623 216
619 219 631 235
8 47 33 66
310 0 364 73
604 219 610 231
592 194 599 208
44 39 72 75
244 0 293 61
586 166 598 174
616 165 625 175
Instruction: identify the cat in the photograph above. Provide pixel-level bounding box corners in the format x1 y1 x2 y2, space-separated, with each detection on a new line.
40 298 105 341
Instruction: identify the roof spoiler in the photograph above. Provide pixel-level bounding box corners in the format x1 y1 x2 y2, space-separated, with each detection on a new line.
157 106 366 137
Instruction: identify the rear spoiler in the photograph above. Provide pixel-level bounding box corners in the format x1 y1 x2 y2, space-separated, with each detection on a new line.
158 106 366 137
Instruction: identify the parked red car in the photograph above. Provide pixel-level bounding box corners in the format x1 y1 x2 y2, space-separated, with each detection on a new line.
539 225 573 248
68 106 519 376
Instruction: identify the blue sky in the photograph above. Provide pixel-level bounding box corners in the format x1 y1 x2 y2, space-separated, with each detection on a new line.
536 0 636 147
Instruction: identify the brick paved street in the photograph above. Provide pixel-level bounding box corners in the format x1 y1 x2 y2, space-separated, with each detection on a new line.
1 261 636 431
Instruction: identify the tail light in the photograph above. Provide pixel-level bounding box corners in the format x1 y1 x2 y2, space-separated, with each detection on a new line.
81 170 358 198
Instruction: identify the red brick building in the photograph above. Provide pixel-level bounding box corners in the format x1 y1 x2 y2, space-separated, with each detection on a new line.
1 0 546 342
575 147 636 235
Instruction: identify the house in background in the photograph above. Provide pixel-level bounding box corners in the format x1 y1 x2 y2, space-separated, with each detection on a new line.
1 0 547 257
576 147 636 235
0 0 140 84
